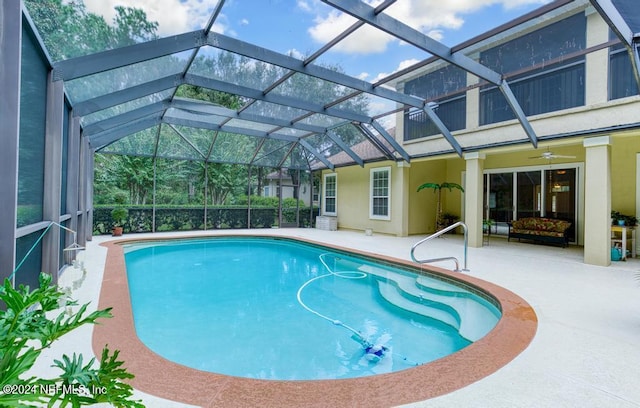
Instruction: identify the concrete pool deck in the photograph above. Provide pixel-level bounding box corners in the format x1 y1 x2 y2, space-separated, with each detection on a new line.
34 228 640 407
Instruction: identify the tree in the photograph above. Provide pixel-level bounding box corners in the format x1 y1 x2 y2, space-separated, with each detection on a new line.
417 182 464 231
112 6 158 46
95 155 156 205
198 162 246 205
24 0 158 61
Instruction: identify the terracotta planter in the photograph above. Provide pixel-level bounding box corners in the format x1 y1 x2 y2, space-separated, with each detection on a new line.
112 226 123 236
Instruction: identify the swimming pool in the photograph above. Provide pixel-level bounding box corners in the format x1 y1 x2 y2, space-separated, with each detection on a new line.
95 233 537 407
123 236 500 380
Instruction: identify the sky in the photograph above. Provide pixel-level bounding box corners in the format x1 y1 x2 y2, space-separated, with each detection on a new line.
82 0 552 78
81 0 553 118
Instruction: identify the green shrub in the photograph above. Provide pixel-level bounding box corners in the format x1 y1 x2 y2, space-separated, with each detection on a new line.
0 272 142 407
93 206 319 234
110 208 129 227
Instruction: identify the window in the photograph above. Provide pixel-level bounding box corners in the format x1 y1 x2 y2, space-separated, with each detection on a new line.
370 167 390 220
405 95 466 141
609 46 640 100
479 13 586 125
403 64 467 140
18 25 48 227
480 62 585 124
323 173 337 216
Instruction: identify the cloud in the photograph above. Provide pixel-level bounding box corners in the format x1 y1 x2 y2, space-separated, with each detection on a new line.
371 58 421 83
287 48 305 59
307 9 394 54
307 0 550 55
296 0 313 13
82 0 217 36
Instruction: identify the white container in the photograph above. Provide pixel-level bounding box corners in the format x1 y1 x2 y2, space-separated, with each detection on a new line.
316 216 337 231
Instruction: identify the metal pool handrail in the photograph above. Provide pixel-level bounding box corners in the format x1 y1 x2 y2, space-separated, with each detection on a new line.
410 221 468 272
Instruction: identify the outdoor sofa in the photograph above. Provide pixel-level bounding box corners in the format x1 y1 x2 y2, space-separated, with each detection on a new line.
507 217 572 247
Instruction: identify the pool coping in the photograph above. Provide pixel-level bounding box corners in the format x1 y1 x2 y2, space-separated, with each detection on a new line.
94 234 537 407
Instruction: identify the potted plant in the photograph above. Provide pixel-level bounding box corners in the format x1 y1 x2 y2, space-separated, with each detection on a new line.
111 208 128 236
417 182 464 231
483 219 495 234
623 214 639 227
611 211 624 226
611 211 638 227
441 212 460 233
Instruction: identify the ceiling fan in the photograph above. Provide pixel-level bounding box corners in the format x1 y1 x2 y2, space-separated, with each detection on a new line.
528 149 575 160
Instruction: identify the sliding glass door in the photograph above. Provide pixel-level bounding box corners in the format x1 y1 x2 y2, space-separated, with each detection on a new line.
487 173 513 231
545 168 576 241
517 171 542 219
484 165 578 242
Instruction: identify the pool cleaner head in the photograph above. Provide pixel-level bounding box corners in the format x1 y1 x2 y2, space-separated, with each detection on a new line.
350 333 388 362
364 344 389 362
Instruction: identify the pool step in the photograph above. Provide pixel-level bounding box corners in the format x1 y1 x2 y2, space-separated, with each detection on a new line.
321 256 500 342
415 276 468 295
377 280 460 330
375 273 499 342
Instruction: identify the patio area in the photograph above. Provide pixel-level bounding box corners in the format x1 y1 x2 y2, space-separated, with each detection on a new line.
32 228 640 407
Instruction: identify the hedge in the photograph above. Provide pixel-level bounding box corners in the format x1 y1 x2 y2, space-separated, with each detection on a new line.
93 206 319 235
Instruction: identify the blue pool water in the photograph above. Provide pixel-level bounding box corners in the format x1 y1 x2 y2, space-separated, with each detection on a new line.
124 237 500 380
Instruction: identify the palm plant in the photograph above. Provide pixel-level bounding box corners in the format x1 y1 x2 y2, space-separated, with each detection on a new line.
417 182 464 231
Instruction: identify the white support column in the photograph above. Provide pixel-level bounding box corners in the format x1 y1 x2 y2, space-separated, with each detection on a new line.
397 161 410 237
42 73 64 277
464 152 485 248
583 136 611 266
635 153 640 256
0 0 21 282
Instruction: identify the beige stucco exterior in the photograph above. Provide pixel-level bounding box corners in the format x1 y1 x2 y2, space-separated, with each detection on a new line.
319 8 640 266
321 130 640 266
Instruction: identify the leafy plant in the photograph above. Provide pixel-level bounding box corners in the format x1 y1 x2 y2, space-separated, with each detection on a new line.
611 210 638 227
110 208 129 228
441 212 459 225
417 182 464 231
0 272 143 407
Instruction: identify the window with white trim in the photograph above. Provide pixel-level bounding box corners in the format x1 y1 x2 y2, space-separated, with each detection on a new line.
323 173 337 216
370 167 390 220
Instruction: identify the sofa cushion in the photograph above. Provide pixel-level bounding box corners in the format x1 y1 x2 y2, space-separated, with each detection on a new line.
511 218 571 233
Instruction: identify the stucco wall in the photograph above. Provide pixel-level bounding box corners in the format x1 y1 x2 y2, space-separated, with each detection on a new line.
611 132 640 216
409 160 447 234
324 161 409 236
323 130 640 239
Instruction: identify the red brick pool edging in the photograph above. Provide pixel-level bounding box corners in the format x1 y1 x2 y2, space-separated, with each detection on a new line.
93 235 537 407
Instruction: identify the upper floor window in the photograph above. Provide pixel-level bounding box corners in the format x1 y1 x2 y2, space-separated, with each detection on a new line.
479 13 587 125
609 41 640 100
370 167 390 220
403 64 467 140
323 173 337 216
480 62 585 125
405 95 466 141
